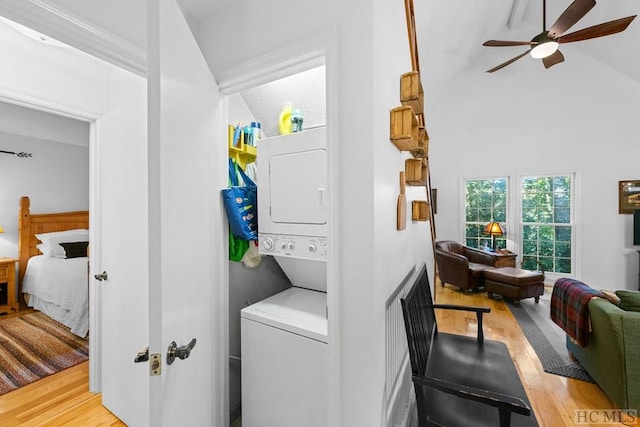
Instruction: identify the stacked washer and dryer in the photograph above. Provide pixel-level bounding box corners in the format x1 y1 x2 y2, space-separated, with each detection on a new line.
240 126 328 427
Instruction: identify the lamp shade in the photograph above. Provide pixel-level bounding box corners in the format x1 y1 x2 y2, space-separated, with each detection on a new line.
483 221 504 237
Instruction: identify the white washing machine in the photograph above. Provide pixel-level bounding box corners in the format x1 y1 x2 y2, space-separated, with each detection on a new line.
241 126 329 427
240 287 327 427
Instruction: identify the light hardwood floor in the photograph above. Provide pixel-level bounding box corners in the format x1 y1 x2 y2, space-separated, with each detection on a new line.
435 283 632 427
0 283 630 426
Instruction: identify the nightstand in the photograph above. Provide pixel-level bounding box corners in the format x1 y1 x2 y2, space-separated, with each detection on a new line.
0 257 18 314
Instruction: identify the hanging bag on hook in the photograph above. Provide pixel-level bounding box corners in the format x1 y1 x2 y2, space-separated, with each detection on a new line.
222 158 258 241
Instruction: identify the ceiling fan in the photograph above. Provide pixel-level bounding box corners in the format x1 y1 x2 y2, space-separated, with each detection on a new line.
483 0 637 73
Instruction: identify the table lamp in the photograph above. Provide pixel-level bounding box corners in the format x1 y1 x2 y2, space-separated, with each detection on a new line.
483 221 504 251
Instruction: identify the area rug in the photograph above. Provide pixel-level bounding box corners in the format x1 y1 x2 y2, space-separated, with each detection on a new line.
0 311 89 396
507 292 594 383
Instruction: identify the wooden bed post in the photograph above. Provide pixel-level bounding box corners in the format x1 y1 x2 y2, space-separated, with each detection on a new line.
18 196 31 296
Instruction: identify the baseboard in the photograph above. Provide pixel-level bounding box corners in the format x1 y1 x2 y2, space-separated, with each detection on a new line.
404 391 418 427
387 355 417 427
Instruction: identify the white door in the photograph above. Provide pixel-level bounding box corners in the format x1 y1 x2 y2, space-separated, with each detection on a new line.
148 0 226 425
95 68 150 426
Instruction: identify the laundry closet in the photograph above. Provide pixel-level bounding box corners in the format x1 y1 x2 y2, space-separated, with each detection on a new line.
226 64 328 427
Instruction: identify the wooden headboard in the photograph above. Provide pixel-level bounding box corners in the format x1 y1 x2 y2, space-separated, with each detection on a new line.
18 196 89 289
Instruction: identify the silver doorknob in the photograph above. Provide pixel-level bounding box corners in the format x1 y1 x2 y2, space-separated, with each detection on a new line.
94 271 108 281
167 338 197 365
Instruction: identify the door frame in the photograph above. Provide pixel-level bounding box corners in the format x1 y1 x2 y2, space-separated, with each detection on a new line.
0 3 147 393
217 27 341 426
0 86 104 391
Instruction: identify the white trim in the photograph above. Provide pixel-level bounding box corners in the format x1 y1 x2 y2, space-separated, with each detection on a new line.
0 84 101 122
88 120 102 392
517 173 577 278
460 176 512 251
217 31 328 95
0 2 148 394
0 0 146 76
0 83 104 391
324 27 341 427
217 27 341 427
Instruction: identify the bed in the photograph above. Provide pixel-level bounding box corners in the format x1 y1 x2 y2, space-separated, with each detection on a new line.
18 196 90 337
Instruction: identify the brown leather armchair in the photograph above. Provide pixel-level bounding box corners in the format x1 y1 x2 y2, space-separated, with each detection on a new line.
435 240 501 293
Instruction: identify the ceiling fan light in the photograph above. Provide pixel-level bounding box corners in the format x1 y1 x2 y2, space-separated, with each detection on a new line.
530 41 559 59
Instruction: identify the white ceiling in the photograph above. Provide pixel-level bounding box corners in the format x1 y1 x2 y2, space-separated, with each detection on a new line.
1 0 638 117
413 0 639 86
4 0 638 86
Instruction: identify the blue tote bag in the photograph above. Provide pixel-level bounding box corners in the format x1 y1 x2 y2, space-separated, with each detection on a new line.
222 159 258 240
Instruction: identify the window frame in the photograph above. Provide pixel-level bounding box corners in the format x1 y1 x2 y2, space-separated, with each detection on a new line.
517 173 576 281
461 176 511 251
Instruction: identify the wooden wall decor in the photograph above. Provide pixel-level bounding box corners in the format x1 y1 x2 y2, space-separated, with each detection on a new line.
400 71 424 115
412 201 430 221
410 126 429 158
405 158 427 186
404 0 420 73
397 171 407 230
388 0 438 258
390 106 420 151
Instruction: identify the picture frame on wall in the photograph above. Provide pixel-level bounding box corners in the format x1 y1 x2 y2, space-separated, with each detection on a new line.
619 180 640 214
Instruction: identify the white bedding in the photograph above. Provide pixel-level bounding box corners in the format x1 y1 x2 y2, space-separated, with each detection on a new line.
22 255 89 338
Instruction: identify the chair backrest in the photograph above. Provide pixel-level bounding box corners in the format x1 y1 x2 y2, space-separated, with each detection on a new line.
401 263 437 378
435 240 464 255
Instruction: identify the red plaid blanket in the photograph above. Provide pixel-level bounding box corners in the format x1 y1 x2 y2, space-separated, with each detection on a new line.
550 278 601 347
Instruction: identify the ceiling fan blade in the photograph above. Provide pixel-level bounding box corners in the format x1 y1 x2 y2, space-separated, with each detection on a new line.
486 50 531 73
483 40 535 47
542 50 565 69
548 0 596 38
557 15 637 44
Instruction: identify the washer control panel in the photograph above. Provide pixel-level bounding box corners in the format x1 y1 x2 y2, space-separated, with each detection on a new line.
259 233 328 260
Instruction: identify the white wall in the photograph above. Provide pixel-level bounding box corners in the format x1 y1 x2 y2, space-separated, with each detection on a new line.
428 47 640 291
0 130 89 259
196 1 434 425
0 101 89 147
0 21 111 118
0 19 112 272
240 66 327 137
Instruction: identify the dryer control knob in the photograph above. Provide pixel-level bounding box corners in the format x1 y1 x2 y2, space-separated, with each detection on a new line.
308 244 317 253
263 238 274 251
280 241 287 250
288 242 295 251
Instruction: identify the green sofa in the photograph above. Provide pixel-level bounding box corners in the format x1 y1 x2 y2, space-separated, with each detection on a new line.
566 297 640 410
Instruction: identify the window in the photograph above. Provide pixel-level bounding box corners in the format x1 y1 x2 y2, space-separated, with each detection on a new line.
464 178 507 249
520 175 573 274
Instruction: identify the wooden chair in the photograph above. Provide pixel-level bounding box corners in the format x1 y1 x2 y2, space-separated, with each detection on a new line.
400 263 537 427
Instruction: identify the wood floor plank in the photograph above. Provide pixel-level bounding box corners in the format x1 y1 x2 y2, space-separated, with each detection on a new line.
0 361 124 426
434 283 628 427
0 282 631 426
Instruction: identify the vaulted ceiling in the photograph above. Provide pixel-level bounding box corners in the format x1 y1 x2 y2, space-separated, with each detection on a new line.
1 0 638 103
412 0 639 85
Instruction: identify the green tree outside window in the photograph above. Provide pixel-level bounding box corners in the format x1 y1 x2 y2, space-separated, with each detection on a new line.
465 178 507 249
521 176 573 274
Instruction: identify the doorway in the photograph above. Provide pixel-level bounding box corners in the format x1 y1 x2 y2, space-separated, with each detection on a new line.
219 31 339 424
